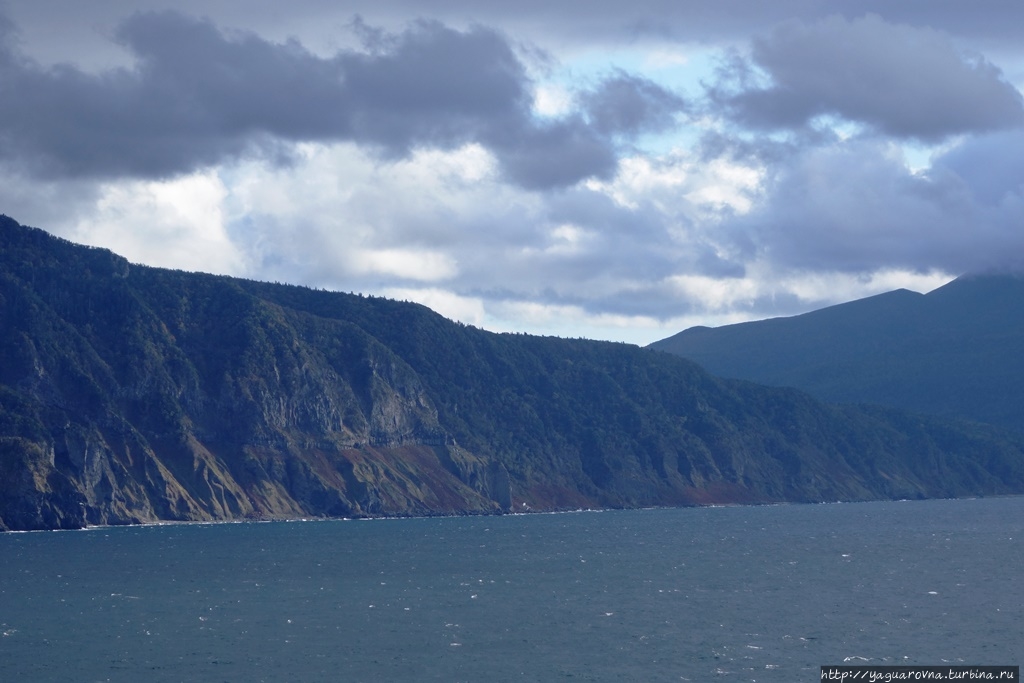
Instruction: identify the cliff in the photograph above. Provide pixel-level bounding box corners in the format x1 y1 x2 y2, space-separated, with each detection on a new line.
3 215 1024 531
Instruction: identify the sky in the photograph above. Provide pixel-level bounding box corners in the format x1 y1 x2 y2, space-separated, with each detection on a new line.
1 1 1023 345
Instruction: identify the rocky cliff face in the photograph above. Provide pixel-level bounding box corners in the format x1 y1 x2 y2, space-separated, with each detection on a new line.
2 215 1024 531
0 218 512 529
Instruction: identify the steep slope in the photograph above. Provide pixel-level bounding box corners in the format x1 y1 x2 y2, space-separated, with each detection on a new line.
0 218 508 529
3 215 1024 531
650 274 1024 431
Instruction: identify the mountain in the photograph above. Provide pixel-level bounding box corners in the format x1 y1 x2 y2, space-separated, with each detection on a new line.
3 215 1024 531
650 274 1024 432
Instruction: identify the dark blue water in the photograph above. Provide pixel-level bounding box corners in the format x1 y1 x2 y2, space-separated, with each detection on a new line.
1 497 1021 682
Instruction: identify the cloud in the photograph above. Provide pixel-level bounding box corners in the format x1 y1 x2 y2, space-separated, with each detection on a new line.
3 1 1024 346
0 10 694 190
717 134 1024 275
0 11 343 178
333 18 530 154
488 117 619 189
579 70 688 136
709 14 1024 140
932 129 1024 205
167 141 759 323
71 170 248 275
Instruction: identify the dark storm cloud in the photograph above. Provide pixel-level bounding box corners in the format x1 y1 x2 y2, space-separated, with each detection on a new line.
932 130 1024 206
117 12 349 138
11 1 1024 64
580 71 688 137
333 18 529 154
709 15 1024 140
489 117 618 189
276 0 1024 48
494 74 688 188
0 11 347 177
0 10 677 189
718 135 1024 275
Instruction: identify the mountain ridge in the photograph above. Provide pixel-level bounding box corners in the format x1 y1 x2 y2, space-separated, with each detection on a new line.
3 214 1024 531
650 273 1024 431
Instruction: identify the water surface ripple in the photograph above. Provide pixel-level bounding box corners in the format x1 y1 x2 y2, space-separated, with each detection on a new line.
1 497 1021 682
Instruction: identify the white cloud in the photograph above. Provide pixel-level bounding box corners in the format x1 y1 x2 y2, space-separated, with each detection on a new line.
381 287 488 327
74 171 247 275
643 48 691 69
354 248 458 281
533 84 574 117
518 223 592 258
587 151 762 217
773 268 955 306
666 273 762 312
485 298 662 342
683 157 763 214
218 142 529 284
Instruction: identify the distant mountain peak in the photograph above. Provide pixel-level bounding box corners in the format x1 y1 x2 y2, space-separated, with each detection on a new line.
652 273 1024 432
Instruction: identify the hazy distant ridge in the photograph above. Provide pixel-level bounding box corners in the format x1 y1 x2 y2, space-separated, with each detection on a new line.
651 274 1024 432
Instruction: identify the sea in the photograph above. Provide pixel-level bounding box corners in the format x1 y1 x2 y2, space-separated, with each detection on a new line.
1 497 1021 682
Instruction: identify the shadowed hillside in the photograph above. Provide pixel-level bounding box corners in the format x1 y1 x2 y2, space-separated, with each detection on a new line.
3 215 1024 531
651 274 1024 432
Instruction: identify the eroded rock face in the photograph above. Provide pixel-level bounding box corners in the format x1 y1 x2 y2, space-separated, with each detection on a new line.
0 438 86 531
0 413 510 531
0 220 513 529
0 323 512 528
